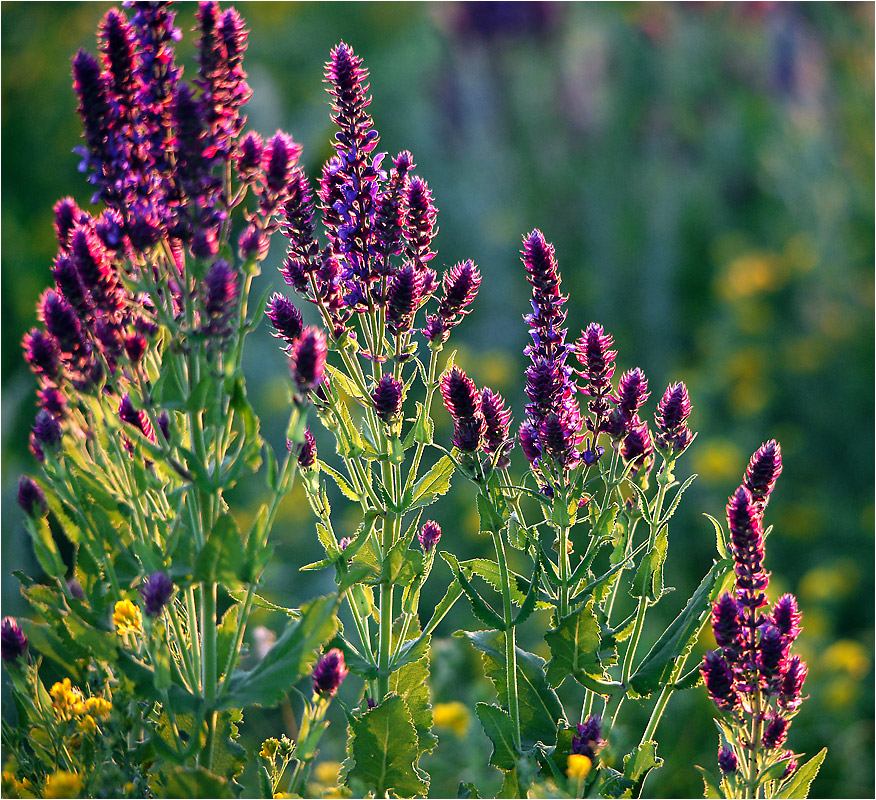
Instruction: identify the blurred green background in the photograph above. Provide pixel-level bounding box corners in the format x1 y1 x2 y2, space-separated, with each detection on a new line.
2 2 873 797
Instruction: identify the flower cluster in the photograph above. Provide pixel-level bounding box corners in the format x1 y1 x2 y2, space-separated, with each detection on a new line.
702 441 808 789
440 366 512 462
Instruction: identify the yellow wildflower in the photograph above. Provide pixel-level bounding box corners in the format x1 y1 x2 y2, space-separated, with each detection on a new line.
49 678 84 722
85 696 112 720
113 599 143 637
566 753 592 781
2 768 34 798
313 760 341 785
77 715 98 735
432 701 470 737
43 770 83 799
260 738 280 760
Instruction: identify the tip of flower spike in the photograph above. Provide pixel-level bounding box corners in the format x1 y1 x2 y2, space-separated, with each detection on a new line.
1 617 28 662
744 439 782 503
312 648 348 696
417 520 442 553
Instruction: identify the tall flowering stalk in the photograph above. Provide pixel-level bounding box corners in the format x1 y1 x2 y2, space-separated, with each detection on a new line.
266 40 480 796
700 442 825 799
5 4 341 795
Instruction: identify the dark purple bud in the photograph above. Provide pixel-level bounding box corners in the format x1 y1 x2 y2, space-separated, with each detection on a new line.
67 578 85 600
204 260 239 318
440 367 480 422
437 260 481 325
620 416 653 473
95 209 125 252
238 224 269 261
52 253 90 317
371 374 403 422
418 520 442 553
717 745 738 774
140 571 174 616
69 224 122 312
403 177 437 264
701 650 738 711
779 655 807 711
576 322 617 423
312 648 348 696
39 290 86 357
22 328 61 378
572 714 606 761
522 228 561 299
518 420 541 464
1 617 28 662
38 386 67 420
53 197 85 249
296 428 317 468
771 594 801 642
453 416 485 453
386 264 424 335
124 333 148 363
289 327 327 391
282 168 317 255
17 476 47 518
762 715 789 750
236 131 264 182
262 130 301 194
615 368 650 417
481 388 512 456
119 394 155 442
266 293 304 345
339 537 352 551
422 314 448 346
744 439 782 506
32 409 62 452
191 225 220 260
538 413 579 468
654 382 693 455
582 446 604 465
726 486 768 613
712 592 743 651
758 624 790 681
781 754 798 779
98 8 137 101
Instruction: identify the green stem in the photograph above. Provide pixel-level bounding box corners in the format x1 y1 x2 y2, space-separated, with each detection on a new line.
558 523 570 618
493 531 521 751
202 582 218 768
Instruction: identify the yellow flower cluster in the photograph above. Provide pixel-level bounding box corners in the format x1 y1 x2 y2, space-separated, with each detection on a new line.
112 599 143 638
49 679 112 734
432 701 470 737
43 770 83 799
2 766 34 798
566 753 592 781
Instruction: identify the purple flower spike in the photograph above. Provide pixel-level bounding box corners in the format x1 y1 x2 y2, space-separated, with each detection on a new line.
53 197 85 249
372 374 403 421
778 656 808 711
576 322 617 430
312 648 349 697
757 624 790 682
374 150 414 264
39 290 87 359
1 617 28 663
32 409 62 454
481 388 512 459
204 260 239 319
141 572 174 616
386 264 425 335
119 394 155 442
701 650 738 711
22 328 61 379
417 520 442 553
771 594 801 642
726 486 768 615
717 745 738 774
571 714 605 761
236 130 264 182
744 439 782 507
539 413 579 469
289 327 327 392
17 476 47 519
620 416 653 474
262 130 301 195
452 416 485 452
711 592 743 653
762 715 789 750
299 429 318 467
519 420 541 465
440 367 480 421
654 382 694 455
266 293 304 346
403 177 437 265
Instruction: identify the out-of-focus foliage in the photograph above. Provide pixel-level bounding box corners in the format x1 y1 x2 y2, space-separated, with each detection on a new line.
2 3 872 797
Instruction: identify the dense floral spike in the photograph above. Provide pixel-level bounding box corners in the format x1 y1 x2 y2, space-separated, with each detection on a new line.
37 385 67 419
296 428 317 468
711 592 743 653
1 618 28 662
429 260 481 341
726 486 768 616
620 415 653 474
386 264 424 335
263 131 301 198
203 260 239 321
118 394 155 442
266 294 304 346
53 197 85 249
606 367 650 437
761 715 789 750
518 420 541 464
32 409 62 452
22 328 61 378
140 572 174 616
654 382 693 454
372 374 403 421
481 388 512 456
571 715 606 761
71 49 112 189
289 327 327 391
757 625 790 683
236 130 263 182
717 745 738 774
403 177 438 265
539 412 579 469
69 225 122 313
17 476 47 519
374 151 414 265
701 650 738 711
771 594 801 641
744 439 782 507
576 322 617 430
440 367 480 421
779 656 808 710
312 648 348 696
417 520 442 553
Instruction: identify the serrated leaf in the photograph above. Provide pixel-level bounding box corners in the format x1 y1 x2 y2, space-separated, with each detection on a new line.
476 703 518 770
629 559 733 697
25 517 66 579
219 594 338 708
545 600 603 687
389 624 437 754
704 513 729 559
462 558 528 606
347 694 429 797
410 456 454 509
623 740 663 796
776 748 827 799
156 766 233 798
195 513 246 585
319 461 360 501
630 526 668 603
695 765 722 798
659 473 697 527
383 540 424 587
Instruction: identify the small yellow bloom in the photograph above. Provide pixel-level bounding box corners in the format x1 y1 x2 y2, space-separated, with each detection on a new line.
432 701 470 737
50 678 85 722
313 760 341 785
77 714 98 735
566 754 592 781
43 770 83 799
85 696 112 720
113 599 143 637
260 738 280 760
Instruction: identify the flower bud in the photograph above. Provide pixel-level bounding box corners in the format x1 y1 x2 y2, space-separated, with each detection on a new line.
312 648 348 696
1 617 28 662
17 476 47 518
289 326 327 391
417 520 442 553
140 572 174 616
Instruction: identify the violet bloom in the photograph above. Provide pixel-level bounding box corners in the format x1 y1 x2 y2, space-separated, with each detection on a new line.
727 486 769 622
312 648 348 697
22 328 61 378
762 715 789 750
124 333 148 364
757 624 790 683
744 439 782 507
711 592 743 653
296 429 318 468
403 177 437 265
266 293 304 346
778 656 808 711
654 382 693 455
289 327 327 392
236 130 264 183
571 714 605 761
717 745 738 774
204 260 239 320
119 394 155 442
481 388 512 463
17 476 47 519
53 197 85 249
141 572 174 616
386 265 425 335
372 374 403 422
1 618 28 663
31 409 62 456
39 290 87 360
417 520 442 553
424 260 481 345
620 416 653 474
605 367 649 438
701 650 738 712
576 322 616 433
38 386 67 420
261 131 301 202
374 151 414 265
440 368 485 453
538 413 579 469
771 594 801 641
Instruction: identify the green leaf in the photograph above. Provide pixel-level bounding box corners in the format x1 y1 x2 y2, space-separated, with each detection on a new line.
630 526 668 603
413 402 434 445
512 561 542 627
219 594 338 708
383 540 424 587
444 552 506 630
694 765 722 798
156 766 233 798
776 748 827 799
659 474 697 527
629 559 733 697
461 630 565 747
545 600 603 687
475 703 518 770
409 456 454 509
623 740 663 797
389 624 437 754
346 694 429 797
462 558 528 606
195 513 246 585
319 461 360 501
25 517 66 579
704 513 729 559
477 492 505 534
